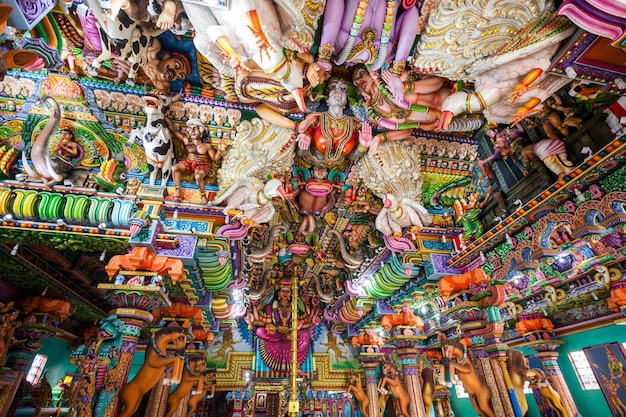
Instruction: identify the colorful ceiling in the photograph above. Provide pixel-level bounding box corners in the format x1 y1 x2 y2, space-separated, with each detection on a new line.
0 0 625 356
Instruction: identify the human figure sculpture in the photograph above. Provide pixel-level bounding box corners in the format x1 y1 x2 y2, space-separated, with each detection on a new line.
352 64 444 131
316 0 418 100
454 185 492 242
246 280 319 373
440 339 494 417
171 118 226 205
524 94 572 140
520 138 575 181
296 76 373 168
378 361 411 417
478 123 525 169
182 0 310 113
53 123 80 163
0 306 19 369
346 371 370 417
293 165 341 234
506 349 529 416
527 368 568 417
142 37 191 94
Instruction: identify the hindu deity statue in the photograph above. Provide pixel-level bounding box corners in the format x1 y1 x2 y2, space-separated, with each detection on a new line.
316 0 419 101
246 278 320 374
296 75 373 169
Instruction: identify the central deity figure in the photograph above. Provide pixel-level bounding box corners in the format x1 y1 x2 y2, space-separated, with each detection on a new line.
247 279 319 374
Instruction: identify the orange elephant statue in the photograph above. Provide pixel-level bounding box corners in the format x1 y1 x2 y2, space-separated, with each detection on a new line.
21 296 73 322
438 269 488 298
351 332 384 349
153 302 204 324
515 315 554 335
608 283 626 312
381 307 424 331
105 246 186 283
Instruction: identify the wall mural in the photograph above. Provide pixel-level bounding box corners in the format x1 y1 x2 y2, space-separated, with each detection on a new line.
584 343 626 417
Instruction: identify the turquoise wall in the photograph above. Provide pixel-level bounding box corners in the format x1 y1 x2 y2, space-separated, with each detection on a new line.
449 324 625 417
35 337 77 388
449 384 541 417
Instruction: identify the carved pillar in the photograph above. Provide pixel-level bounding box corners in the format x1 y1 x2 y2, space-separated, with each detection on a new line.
526 340 582 417
449 302 518 417
358 352 384 417
388 325 427 417
145 375 170 417
1 312 59 417
107 309 154 417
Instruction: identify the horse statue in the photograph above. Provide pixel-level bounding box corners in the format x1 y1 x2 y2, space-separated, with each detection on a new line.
187 370 216 417
440 339 494 417
506 349 529 416
378 361 411 417
117 326 189 417
346 371 370 417
164 355 207 417
527 368 567 417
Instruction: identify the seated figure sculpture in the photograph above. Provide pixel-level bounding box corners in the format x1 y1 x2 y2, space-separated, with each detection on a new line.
246 279 319 374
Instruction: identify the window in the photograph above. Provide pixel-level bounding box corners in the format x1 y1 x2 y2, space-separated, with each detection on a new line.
568 350 600 390
26 354 48 385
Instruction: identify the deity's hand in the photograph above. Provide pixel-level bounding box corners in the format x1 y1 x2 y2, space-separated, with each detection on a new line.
506 85 541 105
368 133 384 156
358 123 373 149
217 140 228 153
250 26 276 63
297 133 312 151
382 70 404 101
266 324 276 335
508 107 540 126
306 62 330 88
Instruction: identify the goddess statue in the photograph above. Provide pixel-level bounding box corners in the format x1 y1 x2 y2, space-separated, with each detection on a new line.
247 279 319 373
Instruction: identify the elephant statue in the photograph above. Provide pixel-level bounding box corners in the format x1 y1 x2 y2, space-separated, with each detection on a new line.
438 269 489 298
20 96 90 187
381 307 424 331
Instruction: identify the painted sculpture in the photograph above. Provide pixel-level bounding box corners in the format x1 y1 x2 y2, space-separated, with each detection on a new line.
316 0 418 84
292 165 341 234
506 349 529 416
0 5 40 81
187 370 216 417
378 361 411 417
520 138 575 181
0 304 20 369
381 307 424 331
296 76 373 168
527 368 568 417
171 118 226 205
20 97 90 187
440 339 495 417
421 366 436 416
212 117 295 238
246 279 319 373
356 140 432 245
105 246 186 282
164 354 207 417
71 315 125 417
438 269 489 299
126 94 179 186
117 326 189 417
183 0 318 113
454 185 492 242
346 371 370 417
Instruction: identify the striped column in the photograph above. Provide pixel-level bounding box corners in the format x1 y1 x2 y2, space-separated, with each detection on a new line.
396 348 427 417
533 349 582 417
